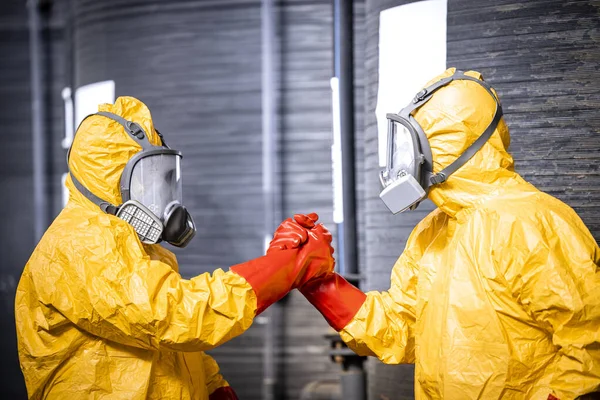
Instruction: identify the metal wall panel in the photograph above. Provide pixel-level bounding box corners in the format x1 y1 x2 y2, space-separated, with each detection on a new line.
0 0 67 397
363 0 600 398
0 2 33 397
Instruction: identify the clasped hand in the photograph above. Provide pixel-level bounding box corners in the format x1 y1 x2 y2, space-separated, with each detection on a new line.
267 213 335 289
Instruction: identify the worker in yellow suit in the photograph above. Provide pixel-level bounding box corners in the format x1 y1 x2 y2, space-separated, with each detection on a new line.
15 96 334 400
283 69 600 399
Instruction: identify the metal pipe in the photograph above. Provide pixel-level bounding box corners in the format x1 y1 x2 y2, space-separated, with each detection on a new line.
261 0 282 399
27 0 49 241
340 362 366 400
333 0 358 281
332 2 365 400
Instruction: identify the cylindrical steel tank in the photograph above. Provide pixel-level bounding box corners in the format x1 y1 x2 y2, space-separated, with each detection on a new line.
0 0 67 396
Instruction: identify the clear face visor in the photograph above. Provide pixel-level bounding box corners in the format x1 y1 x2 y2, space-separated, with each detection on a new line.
129 153 183 220
380 117 419 187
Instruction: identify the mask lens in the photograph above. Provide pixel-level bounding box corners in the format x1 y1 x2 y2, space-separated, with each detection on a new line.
390 120 417 179
129 153 182 219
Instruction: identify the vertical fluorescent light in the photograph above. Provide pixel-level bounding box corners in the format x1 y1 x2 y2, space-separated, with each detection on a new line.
331 77 344 224
376 0 447 167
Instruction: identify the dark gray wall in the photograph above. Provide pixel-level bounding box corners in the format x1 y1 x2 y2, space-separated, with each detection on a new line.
0 1 66 398
0 2 33 397
362 0 600 399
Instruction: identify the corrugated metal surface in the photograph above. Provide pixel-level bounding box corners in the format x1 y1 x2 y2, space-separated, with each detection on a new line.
0 1 33 397
72 1 265 397
362 0 600 398
0 0 66 397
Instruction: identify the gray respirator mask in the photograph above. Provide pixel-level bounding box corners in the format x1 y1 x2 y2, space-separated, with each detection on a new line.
68 111 196 248
379 71 504 214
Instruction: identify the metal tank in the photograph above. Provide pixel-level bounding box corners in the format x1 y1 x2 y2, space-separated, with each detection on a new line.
0 0 67 396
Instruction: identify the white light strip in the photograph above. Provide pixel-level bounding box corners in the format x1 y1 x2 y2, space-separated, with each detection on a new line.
331 77 344 224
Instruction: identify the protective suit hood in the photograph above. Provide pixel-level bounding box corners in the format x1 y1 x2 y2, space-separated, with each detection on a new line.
414 68 519 217
67 96 163 210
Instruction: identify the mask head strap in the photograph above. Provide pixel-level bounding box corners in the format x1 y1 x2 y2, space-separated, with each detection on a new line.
398 71 504 187
66 111 158 213
68 171 119 215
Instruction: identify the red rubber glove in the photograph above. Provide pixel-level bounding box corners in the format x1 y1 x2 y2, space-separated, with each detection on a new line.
230 214 334 315
267 213 319 251
209 386 238 400
300 272 366 331
267 215 366 331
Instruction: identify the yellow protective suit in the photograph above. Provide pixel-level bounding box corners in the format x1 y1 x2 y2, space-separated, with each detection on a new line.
340 69 600 399
15 97 257 399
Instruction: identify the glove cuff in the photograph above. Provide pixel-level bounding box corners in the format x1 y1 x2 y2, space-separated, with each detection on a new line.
300 273 366 331
230 250 297 315
209 386 239 400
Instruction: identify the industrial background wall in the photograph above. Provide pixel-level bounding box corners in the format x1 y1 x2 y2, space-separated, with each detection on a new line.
0 0 67 397
0 2 34 397
362 0 600 399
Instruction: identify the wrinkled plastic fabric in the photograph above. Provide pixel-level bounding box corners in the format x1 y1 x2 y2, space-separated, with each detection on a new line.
340 69 600 399
15 97 256 399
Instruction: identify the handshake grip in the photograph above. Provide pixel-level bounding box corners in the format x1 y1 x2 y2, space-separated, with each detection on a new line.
267 213 336 288
269 213 366 331
230 213 336 315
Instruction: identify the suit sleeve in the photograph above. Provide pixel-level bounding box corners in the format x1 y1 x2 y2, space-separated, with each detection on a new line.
339 252 420 364
35 242 257 352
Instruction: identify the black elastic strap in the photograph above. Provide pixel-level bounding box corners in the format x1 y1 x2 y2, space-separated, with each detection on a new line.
430 104 504 185
66 111 153 215
68 171 118 215
398 70 504 186
400 75 455 117
96 111 153 150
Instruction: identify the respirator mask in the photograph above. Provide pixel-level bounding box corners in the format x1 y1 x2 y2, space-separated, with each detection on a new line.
379 71 504 214
68 111 196 248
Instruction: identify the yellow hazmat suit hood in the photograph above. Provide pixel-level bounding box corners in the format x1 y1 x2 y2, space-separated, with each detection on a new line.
68 96 163 207
300 69 600 399
16 97 256 399
415 68 517 216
